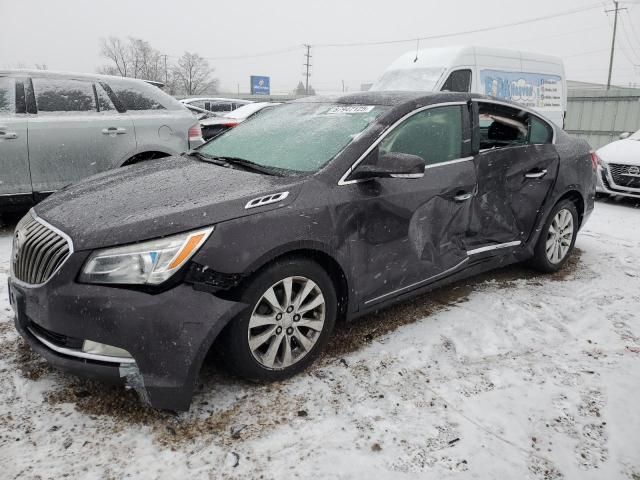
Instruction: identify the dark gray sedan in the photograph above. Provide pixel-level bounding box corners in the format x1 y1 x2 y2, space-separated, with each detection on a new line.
8 91 596 411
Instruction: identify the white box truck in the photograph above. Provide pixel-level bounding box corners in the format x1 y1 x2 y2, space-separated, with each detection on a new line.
370 45 566 127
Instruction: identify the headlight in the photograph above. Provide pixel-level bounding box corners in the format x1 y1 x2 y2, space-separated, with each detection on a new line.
79 227 213 285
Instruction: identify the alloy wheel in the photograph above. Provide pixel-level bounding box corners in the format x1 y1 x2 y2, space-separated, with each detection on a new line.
546 208 574 264
248 276 326 370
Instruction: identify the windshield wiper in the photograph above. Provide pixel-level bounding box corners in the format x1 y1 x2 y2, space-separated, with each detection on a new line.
213 156 285 176
181 150 231 168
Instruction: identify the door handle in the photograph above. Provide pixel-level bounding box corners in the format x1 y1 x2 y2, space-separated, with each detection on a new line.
0 128 18 139
102 127 127 135
525 169 548 179
453 192 473 202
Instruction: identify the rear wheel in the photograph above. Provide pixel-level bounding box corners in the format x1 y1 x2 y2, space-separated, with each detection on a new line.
528 199 578 272
221 258 337 381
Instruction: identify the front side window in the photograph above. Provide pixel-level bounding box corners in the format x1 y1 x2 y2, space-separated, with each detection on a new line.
441 69 472 93
201 102 388 173
379 106 463 166
33 78 96 112
478 102 553 149
0 77 15 114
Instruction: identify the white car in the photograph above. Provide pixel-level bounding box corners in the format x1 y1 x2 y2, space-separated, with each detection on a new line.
596 130 640 199
180 97 251 115
200 102 280 140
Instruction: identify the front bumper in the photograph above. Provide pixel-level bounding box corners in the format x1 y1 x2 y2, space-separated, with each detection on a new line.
8 255 247 411
597 166 640 199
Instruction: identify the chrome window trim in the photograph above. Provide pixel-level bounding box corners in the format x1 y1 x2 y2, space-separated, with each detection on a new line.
466 240 522 256
364 257 470 305
27 327 136 364
474 98 557 145
11 208 74 289
338 101 468 186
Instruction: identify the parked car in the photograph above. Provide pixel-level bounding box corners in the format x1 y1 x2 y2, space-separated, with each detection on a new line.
180 97 252 115
8 91 596 411
371 46 567 127
595 129 640 199
0 70 203 212
200 102 281 140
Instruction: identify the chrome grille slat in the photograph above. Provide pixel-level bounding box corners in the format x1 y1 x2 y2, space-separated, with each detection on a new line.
609 163 640 189
11 211 72 285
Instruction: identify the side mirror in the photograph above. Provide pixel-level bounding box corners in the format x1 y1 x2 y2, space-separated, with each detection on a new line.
619 132 631 140
350 152 425 181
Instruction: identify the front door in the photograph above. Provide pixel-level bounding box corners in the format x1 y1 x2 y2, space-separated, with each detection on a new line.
0 76 31 196
468 101 560 255
347 104 477 307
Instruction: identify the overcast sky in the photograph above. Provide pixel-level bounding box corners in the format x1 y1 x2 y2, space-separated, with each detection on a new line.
1 0 639 94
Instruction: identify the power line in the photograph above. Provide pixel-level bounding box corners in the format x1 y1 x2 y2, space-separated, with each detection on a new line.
165 46 302 62
618 15 640 64
313 3 604 48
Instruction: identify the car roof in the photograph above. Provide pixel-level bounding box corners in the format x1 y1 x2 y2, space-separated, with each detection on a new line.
0 69 158 86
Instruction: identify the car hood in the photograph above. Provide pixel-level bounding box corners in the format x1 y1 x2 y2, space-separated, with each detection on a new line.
597 139 640 166
34 156 302 251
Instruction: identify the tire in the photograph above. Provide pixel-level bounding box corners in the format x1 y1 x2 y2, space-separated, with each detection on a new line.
221 258 337 382
528 199 579 273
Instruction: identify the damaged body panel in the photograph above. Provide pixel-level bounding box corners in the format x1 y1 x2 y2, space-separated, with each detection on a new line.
8 91 595 411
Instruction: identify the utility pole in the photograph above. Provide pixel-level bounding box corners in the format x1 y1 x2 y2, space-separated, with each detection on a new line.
303 44 312 95
605 1 626 90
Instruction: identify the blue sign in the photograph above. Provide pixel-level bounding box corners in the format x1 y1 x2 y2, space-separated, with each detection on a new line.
480 69 563 111
250 75 270 95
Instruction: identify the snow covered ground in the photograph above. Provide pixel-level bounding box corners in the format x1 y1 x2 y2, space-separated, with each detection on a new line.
1 198 639 480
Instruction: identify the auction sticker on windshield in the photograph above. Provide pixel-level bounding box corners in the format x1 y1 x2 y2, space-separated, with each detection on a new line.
327 105 375 114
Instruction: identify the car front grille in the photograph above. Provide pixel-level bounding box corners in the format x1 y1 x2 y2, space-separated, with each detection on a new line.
609 163 640 189
11 212 72 285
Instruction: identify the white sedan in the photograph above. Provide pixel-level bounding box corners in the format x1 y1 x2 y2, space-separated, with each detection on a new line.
596 129 640 199
200 102 281 140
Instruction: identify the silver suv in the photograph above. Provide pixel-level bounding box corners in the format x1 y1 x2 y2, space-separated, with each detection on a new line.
0 70 203 211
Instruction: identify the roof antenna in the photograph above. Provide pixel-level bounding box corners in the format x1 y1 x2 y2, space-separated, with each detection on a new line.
413 38 420 63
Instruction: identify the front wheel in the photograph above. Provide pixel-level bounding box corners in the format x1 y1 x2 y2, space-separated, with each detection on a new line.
528 199 579 273
221 258 337 382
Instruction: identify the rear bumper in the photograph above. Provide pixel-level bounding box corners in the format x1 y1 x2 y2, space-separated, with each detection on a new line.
8 267 247 411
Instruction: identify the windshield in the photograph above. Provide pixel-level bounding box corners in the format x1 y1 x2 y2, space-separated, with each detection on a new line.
370 67 445 92
201 102 388 173
630 129 640 140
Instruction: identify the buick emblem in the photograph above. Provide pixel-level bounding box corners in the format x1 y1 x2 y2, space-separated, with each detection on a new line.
12 229 26 263
628 166 640 175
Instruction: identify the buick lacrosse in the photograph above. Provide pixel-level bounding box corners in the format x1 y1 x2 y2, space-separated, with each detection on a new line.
8 91 596 410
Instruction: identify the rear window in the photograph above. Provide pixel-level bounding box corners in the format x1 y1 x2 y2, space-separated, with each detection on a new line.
0 77 15 114
108 79 183 111
32 77 96 112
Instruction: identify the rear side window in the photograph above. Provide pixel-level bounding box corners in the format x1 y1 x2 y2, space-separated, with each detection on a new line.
478 102 553 149
108 80 182 111
33 78 96 112
0 77 16 114
379 105 463 166
441 69 472 93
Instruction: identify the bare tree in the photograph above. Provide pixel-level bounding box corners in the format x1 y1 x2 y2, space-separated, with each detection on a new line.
173 52 218 95
99 37 130 77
